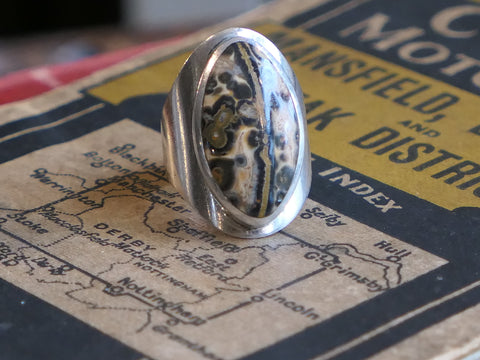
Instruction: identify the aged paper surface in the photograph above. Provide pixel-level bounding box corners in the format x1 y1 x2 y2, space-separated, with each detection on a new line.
0 119 446 359
0 0 479 359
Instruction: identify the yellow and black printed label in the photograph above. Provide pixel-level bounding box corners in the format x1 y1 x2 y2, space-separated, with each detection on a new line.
89 22 480 211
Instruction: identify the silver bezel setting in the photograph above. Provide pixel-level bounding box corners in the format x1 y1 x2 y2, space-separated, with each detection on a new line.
162 28 311 238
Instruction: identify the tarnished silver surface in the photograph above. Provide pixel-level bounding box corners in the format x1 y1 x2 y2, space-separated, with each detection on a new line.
162 28 311 238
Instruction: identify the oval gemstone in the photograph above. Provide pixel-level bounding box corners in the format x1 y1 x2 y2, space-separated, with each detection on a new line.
201 41 299 218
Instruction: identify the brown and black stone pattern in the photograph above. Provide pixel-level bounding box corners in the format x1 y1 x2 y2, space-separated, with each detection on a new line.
201 41 299 218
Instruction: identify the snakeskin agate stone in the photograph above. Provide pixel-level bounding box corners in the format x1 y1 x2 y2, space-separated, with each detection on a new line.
201 41 299 218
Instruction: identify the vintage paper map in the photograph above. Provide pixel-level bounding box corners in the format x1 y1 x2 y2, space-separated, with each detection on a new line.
0 1 479 359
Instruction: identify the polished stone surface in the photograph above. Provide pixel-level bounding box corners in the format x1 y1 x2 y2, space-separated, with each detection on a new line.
201 41 299 218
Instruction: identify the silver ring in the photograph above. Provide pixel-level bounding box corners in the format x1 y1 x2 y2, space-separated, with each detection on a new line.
162 28 311 238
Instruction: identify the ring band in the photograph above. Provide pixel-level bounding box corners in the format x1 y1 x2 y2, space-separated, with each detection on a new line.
162 28 311 238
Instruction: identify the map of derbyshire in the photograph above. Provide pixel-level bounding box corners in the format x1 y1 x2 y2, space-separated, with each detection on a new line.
0 120 447 360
